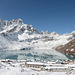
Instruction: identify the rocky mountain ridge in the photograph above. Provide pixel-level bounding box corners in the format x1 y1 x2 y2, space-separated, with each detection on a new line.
0 18 74 51
56 39 75 54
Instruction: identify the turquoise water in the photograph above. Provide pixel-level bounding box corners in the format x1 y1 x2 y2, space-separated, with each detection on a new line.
0 49 74 60
64 53 75 60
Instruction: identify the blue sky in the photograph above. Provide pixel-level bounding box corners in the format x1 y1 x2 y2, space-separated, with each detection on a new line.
0 0 75 34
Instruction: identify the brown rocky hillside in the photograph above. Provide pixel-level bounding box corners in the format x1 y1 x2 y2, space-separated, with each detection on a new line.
56 39 75 54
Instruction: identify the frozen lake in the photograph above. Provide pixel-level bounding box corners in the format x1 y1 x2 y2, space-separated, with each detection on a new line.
0 49 75 60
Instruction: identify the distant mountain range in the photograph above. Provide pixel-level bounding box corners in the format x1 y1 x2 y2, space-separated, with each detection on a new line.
0 18 75 54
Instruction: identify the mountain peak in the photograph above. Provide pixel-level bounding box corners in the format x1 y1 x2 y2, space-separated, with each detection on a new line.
0 18 74 52
18 18 22 20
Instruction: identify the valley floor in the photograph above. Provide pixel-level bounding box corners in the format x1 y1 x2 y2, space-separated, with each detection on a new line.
0 59 75 75
0 67 67 75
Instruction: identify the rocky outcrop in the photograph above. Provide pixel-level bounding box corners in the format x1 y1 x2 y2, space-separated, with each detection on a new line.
56 39 75 54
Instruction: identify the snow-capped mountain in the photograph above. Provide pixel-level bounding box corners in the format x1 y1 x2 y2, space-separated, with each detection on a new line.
0 18 74 50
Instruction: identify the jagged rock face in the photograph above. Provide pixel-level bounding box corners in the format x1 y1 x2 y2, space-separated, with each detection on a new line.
0 19 40 34
0 19 41 41
0 18 23 31
56 39 75 54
